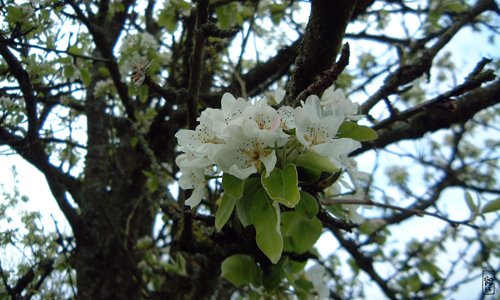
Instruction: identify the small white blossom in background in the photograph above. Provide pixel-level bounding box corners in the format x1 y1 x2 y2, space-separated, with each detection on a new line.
120 32 159 53
265 88 286 105
93 79 115 98
321 85 362 121
0 96 13 109
119 32 160 81
175 85 367 208
385 165 409 187
306 264 330 299
0 96 23 127
323 155 371 224
119 53 148 81
295 95 361 167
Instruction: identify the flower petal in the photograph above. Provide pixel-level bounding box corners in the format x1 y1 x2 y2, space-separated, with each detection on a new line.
185 186 205 207
261 150 277 177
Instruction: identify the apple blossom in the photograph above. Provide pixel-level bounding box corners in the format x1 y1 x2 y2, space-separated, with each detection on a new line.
215 120 278 180
321 85 362 121
294 95 361 167
175 84 369 209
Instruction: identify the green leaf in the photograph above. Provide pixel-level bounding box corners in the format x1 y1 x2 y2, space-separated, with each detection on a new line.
281 212 322 254
215 175 244 230
6 6 23 24
130 136 139 148
326 203 347 219
295 191 318 220
215 194 236 231
418 260 442 280
221 254 262 287
295 152 339 173
337 121 378 141
146 176 159 193
296 166 322 185
222 173 244 199
81 68 91 86
482 198 500 214
235 178 260 227
138 85 149 103
285 259 307 274
54 57 72 64
68 45 84 56
163 254 187 276
158 9 178 33
270 4 285 25
262 256 286 290
63 65 75 78
215 3 239 29
443 1 466 13
407 273 422 292
294 279 314 299
250 188 283 264
464 191 478 214
261 164 300 208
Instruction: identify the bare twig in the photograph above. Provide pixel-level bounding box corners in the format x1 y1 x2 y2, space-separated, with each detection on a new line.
361 0 498 114
0 34 39 140
186 0 209 130
322 198 479 229
295 43 351 102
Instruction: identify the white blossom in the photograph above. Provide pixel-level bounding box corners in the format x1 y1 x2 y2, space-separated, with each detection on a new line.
175 114 225 161
295 95 361 167
93 79 114 97
175 151 212 207
0 96 12 108
215 121 277 180
265 88 286 105
120 32 158 53
321 85 362 121
277 105 295 130
306 264 329 299
174 84 367 208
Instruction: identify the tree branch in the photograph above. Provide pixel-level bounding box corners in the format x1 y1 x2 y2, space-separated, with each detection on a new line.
373 58 496 131
286 0 358 106
0 128 82 233
294 43 350 102
226 39 300 101
12 258 54 296
8 40 109 62
317 206 357 233
0 262 16 299
322 198 478 229
361 0 498 114
187 0 209 130
66 0 136 120
328 227 399 300
0 34 38 140
353 79 500 155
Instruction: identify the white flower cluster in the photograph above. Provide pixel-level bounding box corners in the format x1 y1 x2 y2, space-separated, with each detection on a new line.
175 85 362 207
119 32 160 80
93 79 115 97
324 157 370 223
120 32 159 53
0 96 12 108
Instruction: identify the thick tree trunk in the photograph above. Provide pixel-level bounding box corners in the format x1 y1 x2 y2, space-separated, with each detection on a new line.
74 144 154 299
73 68 154 298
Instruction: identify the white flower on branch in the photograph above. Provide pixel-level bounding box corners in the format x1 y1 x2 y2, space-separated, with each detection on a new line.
321 85 362 121
295 95 361 167
174 84 366 208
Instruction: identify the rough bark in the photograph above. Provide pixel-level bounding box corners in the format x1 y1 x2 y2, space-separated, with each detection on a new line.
286 0 358 105
353 79 500 156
